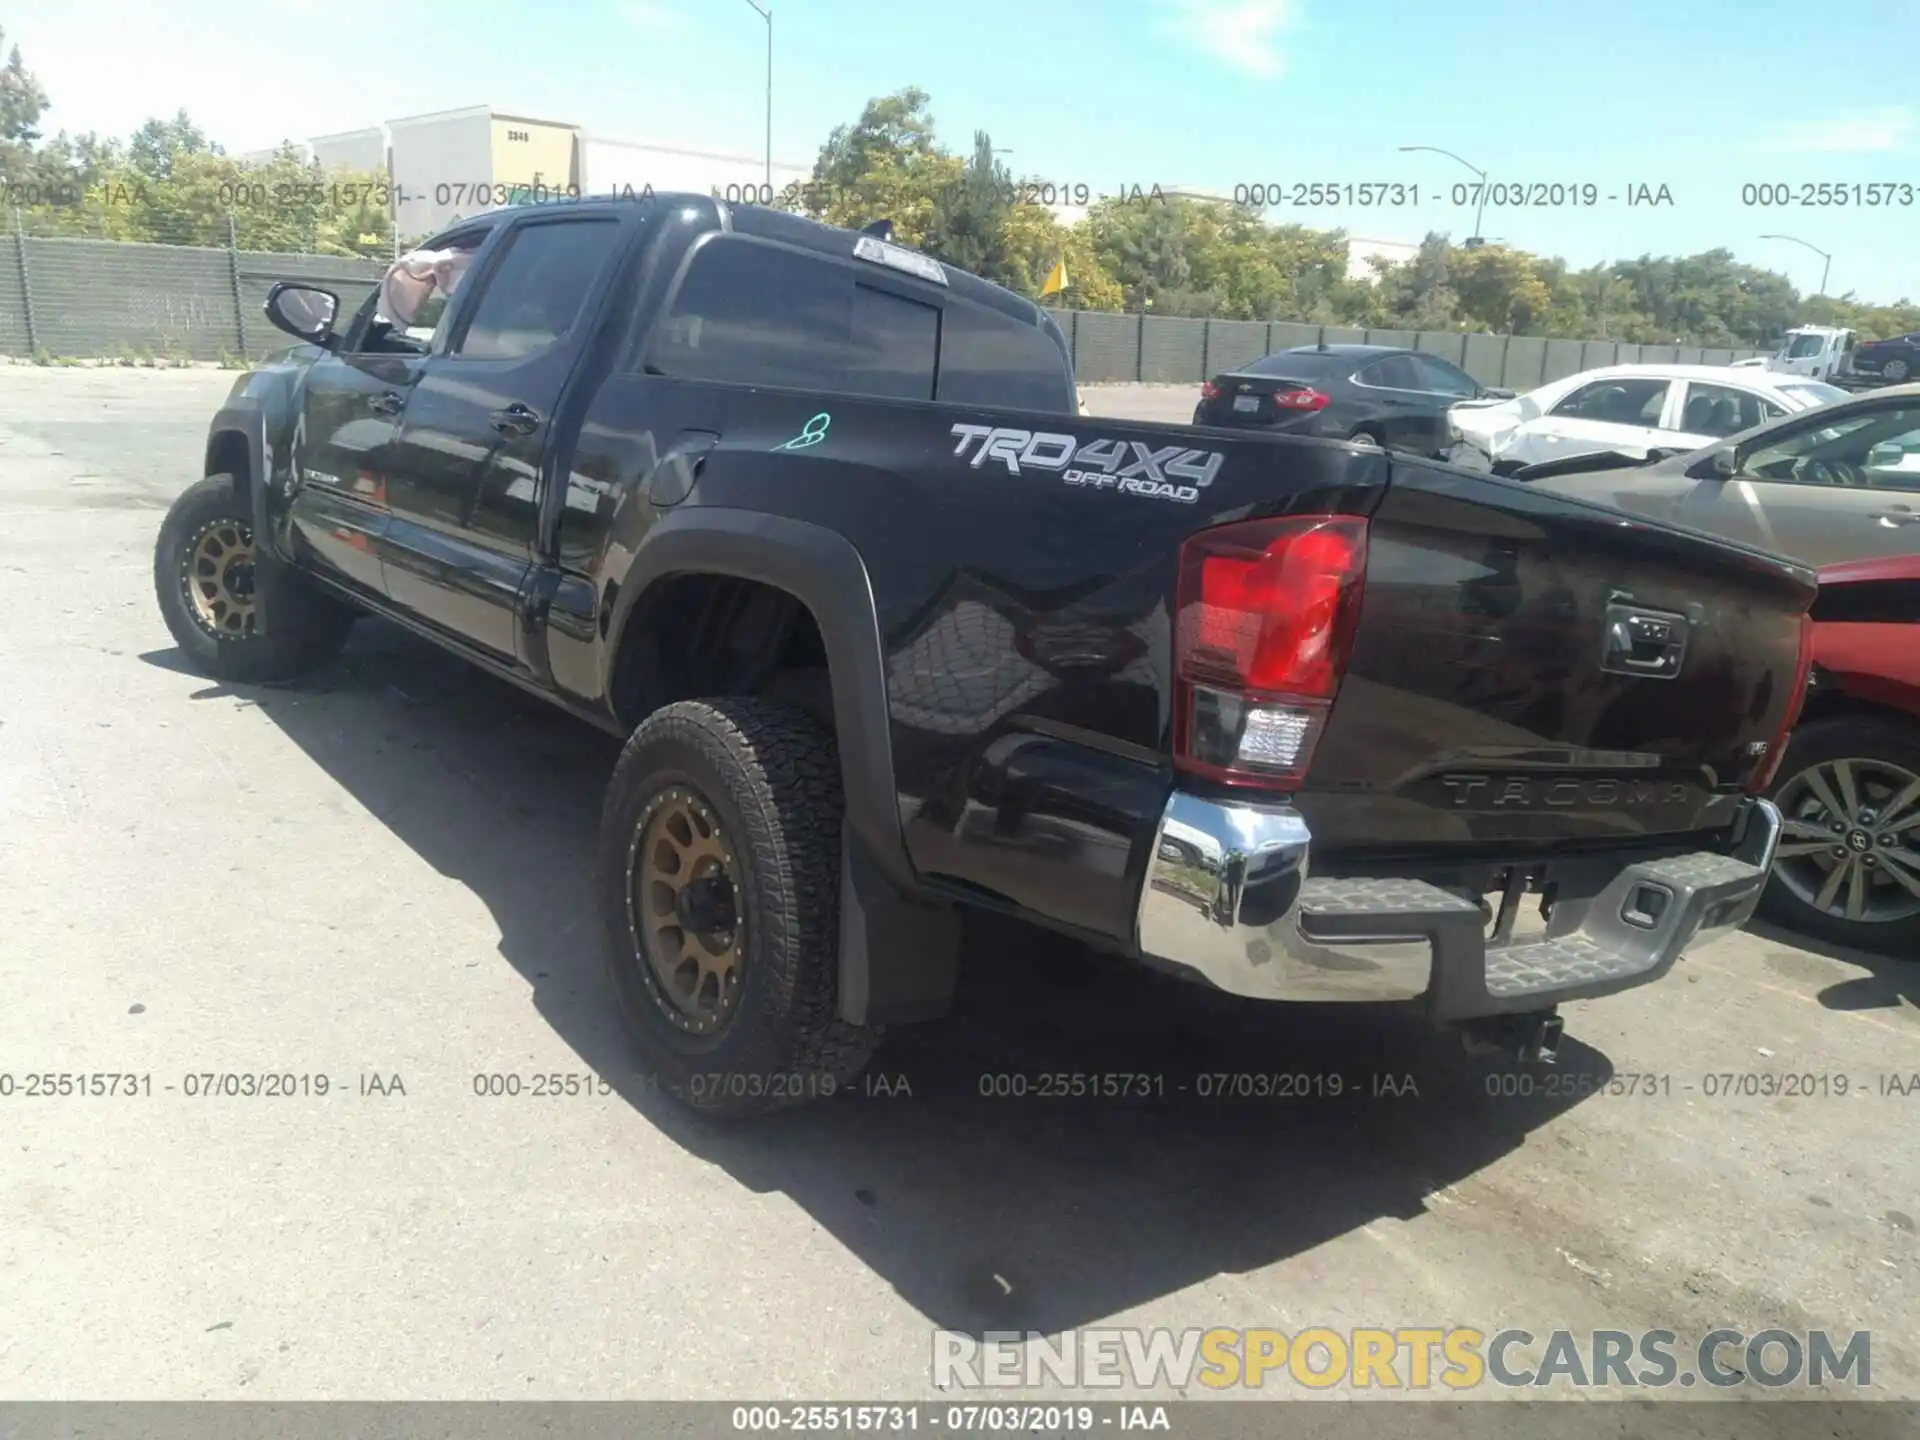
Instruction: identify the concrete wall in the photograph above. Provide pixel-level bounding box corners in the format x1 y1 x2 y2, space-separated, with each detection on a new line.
1053 312 1768 390
0 237 387 362
0 232 1774 383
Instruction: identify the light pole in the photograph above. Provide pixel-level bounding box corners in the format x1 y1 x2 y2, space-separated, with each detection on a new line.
1758 233 1832 297
742 0 772 195
1400 144 1488 248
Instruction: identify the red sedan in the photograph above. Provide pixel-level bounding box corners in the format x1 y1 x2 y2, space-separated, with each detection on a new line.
1763 554 1920 950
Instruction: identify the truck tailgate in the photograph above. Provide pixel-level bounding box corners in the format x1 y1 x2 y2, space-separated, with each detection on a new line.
1298 459 1816 852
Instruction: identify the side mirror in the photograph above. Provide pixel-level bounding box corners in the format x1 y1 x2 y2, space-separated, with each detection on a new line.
1481 387 1516 400
1687 447 1738 480
264 282 340 347
1868 441 1903 469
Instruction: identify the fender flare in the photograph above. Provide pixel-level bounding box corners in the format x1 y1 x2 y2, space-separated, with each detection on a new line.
604 508 960 1026
205 398 307 625
206 401 270 539
604 506 912 895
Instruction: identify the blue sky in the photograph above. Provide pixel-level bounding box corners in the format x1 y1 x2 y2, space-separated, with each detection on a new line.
9 0 1918 302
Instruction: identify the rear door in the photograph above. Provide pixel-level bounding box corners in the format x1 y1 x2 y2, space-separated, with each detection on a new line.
1513 374 1673 467
1663 378 1785 454
1350 354 1447 454
1677 400 1920 565
382 211 629 662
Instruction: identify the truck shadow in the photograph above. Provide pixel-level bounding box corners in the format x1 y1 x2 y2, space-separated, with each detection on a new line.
1743 919 1920 1016
143 619 1608 1336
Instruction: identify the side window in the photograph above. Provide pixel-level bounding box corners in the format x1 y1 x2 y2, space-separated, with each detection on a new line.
1742 408 1920 491
647 237 944 400
1677 383 1775 438
935 302 1073 410
1551 378 1669 425
648 237 853 388
451 219 623 361
1358 355 1421 390
1412 354 1480 396
849 283 937 401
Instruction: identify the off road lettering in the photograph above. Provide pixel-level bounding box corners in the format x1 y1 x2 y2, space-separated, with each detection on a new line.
948 424 1222 502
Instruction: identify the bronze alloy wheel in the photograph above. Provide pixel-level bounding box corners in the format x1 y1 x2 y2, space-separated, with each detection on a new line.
627 785 747 1035
181 518 258 640
1774 756 1920 926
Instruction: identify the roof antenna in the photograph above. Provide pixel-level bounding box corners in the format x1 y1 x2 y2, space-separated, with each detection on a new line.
861 218 895 242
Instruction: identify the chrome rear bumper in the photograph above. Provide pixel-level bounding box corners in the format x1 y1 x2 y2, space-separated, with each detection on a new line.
1135 791 1782 1017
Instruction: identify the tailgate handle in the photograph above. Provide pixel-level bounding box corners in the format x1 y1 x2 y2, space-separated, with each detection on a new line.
1601 605 1688 680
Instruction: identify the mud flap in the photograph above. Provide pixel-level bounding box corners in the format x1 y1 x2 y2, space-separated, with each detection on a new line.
837 827 961 1027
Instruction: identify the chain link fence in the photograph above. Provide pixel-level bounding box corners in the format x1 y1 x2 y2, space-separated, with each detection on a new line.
0 216 1769 383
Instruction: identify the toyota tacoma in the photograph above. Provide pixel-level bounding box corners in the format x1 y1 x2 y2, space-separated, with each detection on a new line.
154 193 1810 1114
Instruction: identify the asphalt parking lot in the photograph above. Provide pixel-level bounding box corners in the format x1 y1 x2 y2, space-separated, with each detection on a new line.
1 367 1917 1414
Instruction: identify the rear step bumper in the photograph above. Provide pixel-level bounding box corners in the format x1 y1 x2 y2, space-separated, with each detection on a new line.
1135 792 1782 1019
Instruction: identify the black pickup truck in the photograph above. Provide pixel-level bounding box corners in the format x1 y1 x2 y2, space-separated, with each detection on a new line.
155 193 1811 1115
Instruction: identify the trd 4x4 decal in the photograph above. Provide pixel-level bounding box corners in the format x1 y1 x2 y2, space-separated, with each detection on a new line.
948 424 1224 504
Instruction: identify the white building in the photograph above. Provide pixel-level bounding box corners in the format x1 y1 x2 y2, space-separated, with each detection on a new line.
235 140 313 165
1346 236 1422 282
576 134 811 206
310 127 387 174
386 105 583 239
241 104 825 241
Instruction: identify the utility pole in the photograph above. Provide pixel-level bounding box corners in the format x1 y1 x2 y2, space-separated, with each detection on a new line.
742 0 773 195
1400 144 1489 248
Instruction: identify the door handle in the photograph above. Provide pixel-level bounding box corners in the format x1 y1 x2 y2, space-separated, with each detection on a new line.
488 403 541 437
367 390 404 416
1871 507 1919 527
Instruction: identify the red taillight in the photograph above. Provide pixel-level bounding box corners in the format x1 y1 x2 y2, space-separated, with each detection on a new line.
1747 611 1816 794
1274 387 1331 412
1200 379 1223 403
1172 515 1369 791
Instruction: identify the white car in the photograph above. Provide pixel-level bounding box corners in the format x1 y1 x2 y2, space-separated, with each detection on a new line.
1444 364 1849 474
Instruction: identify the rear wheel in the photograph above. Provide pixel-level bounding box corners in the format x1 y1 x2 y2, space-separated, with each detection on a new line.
153 474 354 682
1885 358 1911 382
1762 715 1920 953
597 697 876 1116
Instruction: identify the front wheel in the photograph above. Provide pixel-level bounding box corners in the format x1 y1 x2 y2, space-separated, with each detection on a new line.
1762 715 1920 953
597 697 876 1116
1884 359 1911 383
153 474 354 682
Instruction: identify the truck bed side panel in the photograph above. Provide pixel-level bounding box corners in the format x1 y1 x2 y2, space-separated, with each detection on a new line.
572 380 1388 942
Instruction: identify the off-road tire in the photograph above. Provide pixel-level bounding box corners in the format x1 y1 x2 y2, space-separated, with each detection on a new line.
154 473 354 682
597 697 876 1116
1760 714 1920 954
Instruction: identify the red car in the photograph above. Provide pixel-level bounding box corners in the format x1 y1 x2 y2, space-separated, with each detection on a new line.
1763 555 1920 950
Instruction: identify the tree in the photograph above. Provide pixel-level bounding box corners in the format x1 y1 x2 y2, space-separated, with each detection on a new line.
0 29 50 182
128 109 217 183
925 132 1020 288
1084 198 1195 313
812 87 940 199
